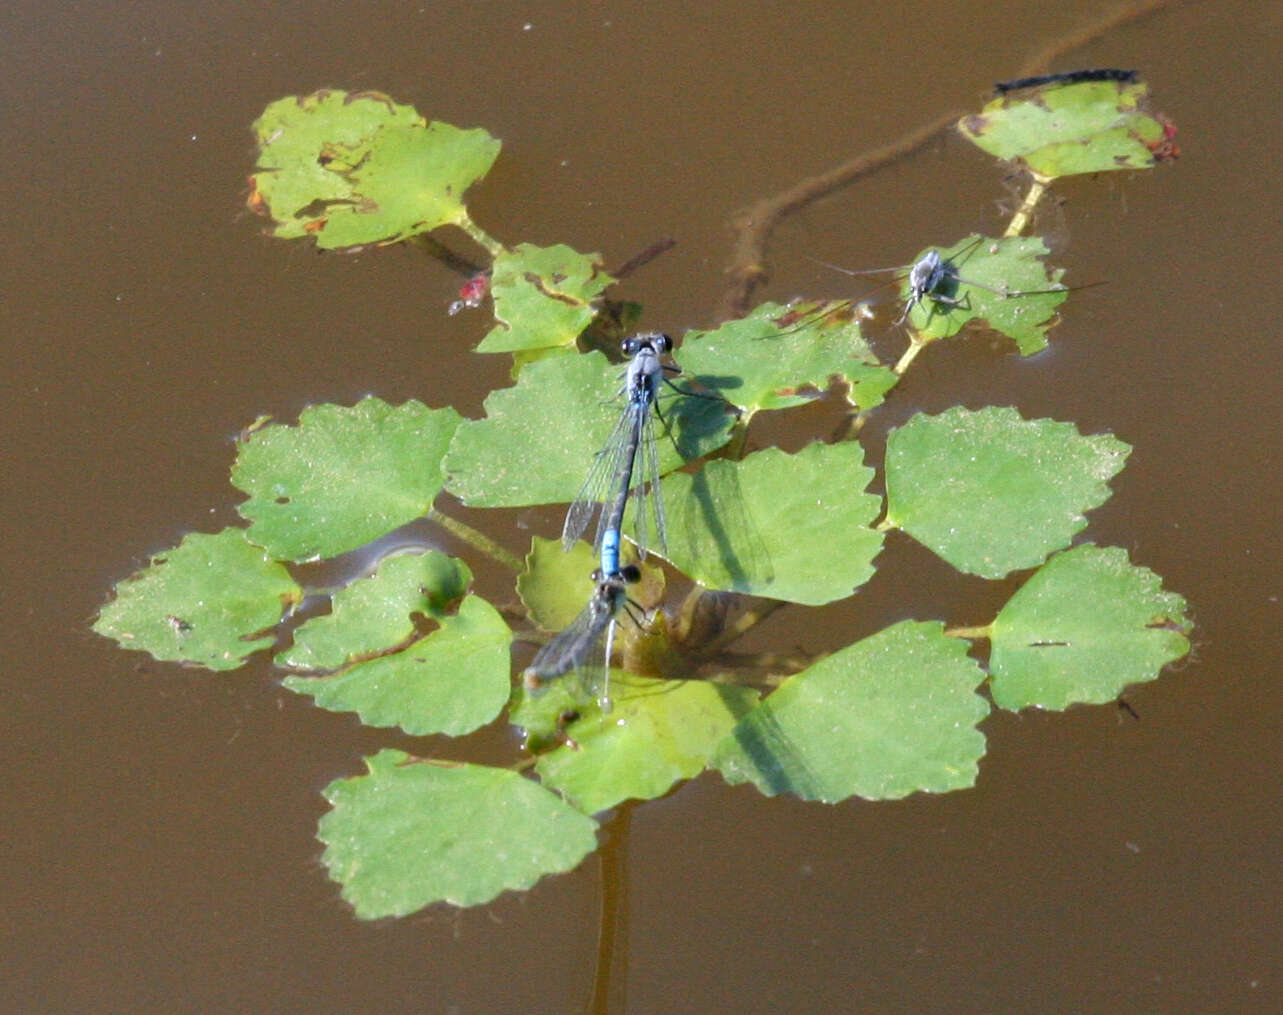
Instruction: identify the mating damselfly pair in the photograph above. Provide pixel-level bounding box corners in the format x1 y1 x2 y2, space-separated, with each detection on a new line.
523 333 720 710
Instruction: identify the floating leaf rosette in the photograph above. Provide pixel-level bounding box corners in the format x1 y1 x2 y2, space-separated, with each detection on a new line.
90 76 1195 920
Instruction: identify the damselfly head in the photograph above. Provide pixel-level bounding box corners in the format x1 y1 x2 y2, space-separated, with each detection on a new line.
621 332 673 357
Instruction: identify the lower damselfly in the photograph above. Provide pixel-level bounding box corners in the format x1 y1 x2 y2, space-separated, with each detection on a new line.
523 565 643 711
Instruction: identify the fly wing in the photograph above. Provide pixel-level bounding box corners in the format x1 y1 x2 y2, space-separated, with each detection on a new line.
806 254 908 277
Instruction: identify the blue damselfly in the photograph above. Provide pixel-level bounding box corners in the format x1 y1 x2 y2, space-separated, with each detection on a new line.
563 333 684 577
523 565 644 711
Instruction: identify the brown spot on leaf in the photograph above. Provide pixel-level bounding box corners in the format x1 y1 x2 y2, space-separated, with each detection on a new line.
346 90 397 113
521 271 582 307
245 180 268 217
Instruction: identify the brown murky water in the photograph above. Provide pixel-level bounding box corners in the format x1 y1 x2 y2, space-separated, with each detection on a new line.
6 0 1282 1011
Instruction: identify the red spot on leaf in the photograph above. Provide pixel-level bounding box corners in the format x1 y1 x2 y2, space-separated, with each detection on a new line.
1145 114 1180 162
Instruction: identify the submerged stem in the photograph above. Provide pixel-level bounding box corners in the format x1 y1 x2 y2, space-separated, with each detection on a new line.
1004 173 1051 237
945 624 994 640
453 210 506 258
893 335 931 375
588 804 633 1013
428 507 523 572
697 597 788 658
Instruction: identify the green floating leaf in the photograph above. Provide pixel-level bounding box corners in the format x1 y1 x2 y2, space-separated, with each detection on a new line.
320 750 598 917
713 620 989 802
283 595 511 736
678 300 897 417
989 545 1191 711
278 550 471 670
93 528 300 671
250 91 419 226
476 244 616 353
516 536 600 633
885 406 1130 579
249 89 500 249
445 349 734 508
509 674 588 751
534 675 760 814
959 78 1170 179
233 397 461 562
662 442 883 605
903 235 1068 355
